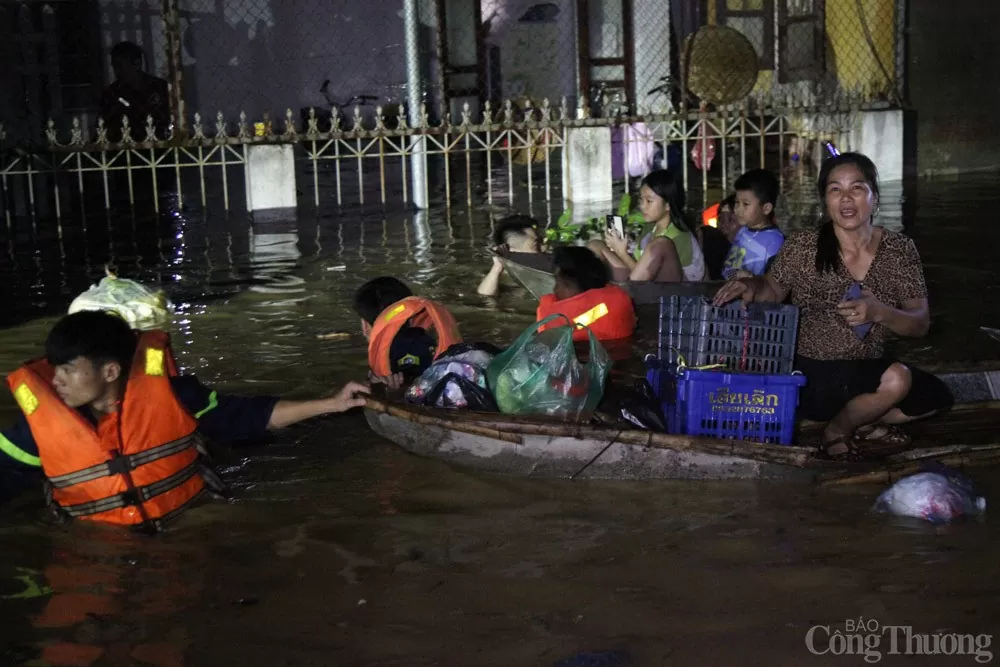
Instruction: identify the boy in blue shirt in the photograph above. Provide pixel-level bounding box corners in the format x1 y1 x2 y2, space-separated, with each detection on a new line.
722 168 785 279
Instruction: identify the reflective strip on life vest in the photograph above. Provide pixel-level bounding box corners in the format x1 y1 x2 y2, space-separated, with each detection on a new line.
145 347 166 376
573 303 609 328
381 303 408 322
0 432 41 467
12 383 39 416
194 391 218 419
59 459 202 518
46 434 199 490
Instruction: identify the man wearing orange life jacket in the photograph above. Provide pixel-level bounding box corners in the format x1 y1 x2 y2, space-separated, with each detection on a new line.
536 246 636 342
353 277 463 388
0 310 369 531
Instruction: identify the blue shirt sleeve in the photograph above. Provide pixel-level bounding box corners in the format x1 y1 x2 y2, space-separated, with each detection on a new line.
170 375 280 445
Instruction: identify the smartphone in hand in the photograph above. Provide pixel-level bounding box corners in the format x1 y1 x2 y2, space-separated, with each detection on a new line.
843 282 872 339
605 214 625 240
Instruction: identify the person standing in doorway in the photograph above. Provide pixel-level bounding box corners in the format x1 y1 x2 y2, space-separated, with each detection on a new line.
99 41 171 142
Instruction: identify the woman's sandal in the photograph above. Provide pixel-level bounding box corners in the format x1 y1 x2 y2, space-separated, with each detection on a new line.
852 424 913 457
821 435 868 462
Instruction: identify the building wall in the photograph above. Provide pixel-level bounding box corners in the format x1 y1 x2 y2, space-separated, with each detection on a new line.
706 0 897 102
825 0 894 94
908 0 1000 175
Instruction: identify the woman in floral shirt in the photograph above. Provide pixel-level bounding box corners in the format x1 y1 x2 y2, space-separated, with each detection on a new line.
713 153 952 460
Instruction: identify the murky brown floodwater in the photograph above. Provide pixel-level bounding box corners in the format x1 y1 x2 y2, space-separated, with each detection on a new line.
1 170 1000 666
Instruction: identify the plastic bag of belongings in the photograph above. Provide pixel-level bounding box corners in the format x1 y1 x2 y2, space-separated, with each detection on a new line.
873 463 986 524
405 343 500 411
68 267 172 330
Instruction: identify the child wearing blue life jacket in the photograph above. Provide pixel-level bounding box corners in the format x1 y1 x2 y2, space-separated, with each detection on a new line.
722 169 785 280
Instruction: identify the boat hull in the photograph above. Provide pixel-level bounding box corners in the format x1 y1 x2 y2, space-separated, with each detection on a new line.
365 408 814 481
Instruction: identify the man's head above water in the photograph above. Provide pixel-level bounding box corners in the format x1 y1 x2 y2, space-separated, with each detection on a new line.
45 310 136 410
492 215 540 253
352 276 413 338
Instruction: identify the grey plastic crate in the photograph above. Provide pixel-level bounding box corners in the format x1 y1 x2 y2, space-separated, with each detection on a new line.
656 295 800 375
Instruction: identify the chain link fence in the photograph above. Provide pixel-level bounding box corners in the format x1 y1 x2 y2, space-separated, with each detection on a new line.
176 0 417 129
1 0 904 143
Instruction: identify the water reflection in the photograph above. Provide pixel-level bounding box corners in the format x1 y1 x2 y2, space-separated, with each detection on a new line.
0 173 999 664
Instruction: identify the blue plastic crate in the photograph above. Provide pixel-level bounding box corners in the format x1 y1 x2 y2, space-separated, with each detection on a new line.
673 368 807 445
657 296 800 375
645 357 680 433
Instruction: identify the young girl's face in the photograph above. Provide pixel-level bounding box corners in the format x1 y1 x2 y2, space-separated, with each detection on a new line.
638 185 670 224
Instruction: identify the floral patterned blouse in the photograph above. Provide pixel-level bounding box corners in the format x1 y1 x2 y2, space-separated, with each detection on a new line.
768 227 928 360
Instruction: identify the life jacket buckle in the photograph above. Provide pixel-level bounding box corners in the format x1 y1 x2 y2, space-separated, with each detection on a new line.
106 454 132 476
119 489 141 507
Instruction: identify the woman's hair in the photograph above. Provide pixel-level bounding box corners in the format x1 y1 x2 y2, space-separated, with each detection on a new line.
814 152 880 274
640 170 688 232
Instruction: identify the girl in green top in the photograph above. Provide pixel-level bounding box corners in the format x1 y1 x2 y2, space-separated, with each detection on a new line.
589 170 705 282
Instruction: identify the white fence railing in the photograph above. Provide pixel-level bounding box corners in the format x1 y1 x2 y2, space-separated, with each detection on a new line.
1 95 864 224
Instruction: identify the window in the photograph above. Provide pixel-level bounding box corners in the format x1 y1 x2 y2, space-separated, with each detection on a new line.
717 0 826 80
777 0 825 83
717 0 774 69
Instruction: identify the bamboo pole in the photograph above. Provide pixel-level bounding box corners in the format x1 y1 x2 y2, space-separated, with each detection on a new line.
818 449 1000 487
368 399 523 444
365 399 813 467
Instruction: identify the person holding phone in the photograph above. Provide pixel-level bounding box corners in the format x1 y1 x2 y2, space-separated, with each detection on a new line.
588 170 705 283
712 153 952 461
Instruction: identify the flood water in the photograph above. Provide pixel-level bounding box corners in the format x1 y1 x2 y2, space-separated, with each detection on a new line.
1 170 1000 666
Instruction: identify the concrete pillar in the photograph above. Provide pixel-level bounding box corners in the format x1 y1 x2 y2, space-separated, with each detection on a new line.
633 0 672 113
846 109 905 182
562 126 613 216
245 144 297 222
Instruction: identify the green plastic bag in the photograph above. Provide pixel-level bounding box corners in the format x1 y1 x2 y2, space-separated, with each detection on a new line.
487 315 612 419
68 267 172 330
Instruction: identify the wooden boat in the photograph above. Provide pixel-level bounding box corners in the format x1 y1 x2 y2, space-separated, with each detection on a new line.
365 398 1000 484
497 251 724 304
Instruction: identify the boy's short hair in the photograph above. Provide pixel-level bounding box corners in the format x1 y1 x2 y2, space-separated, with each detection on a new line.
353 277 413 325
45 310 137 371
492 215 537 247
553 246 609 294
734 168 780 208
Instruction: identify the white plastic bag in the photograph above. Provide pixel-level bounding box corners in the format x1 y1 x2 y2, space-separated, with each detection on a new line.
68 267 172 330
873 471 986 524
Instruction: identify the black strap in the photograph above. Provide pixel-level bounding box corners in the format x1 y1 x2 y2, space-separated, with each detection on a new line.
48 435 197 489
59 459 201 519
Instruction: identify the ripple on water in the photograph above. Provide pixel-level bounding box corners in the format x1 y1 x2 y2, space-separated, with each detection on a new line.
1 173 1000 664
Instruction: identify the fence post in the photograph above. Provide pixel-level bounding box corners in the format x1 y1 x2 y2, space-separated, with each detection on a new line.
404 0 428 209
161 0 186 136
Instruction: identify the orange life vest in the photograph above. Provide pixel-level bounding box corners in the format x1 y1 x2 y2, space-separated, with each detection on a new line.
6 331 208 530
536 285 636 342
367 296 463 377
703 202 721 228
